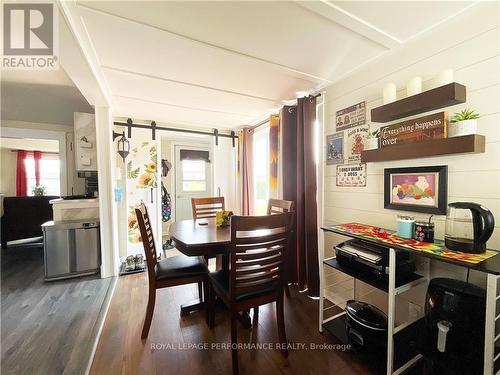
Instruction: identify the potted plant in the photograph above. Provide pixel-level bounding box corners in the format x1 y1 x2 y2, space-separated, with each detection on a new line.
449 108 480 137
32 185 47 196
365 127 380 150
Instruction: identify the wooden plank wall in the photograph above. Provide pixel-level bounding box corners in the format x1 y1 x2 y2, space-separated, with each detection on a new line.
322 2 500 314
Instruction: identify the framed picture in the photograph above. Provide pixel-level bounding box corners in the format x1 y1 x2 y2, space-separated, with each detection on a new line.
326 132 343 165
384 166 448 214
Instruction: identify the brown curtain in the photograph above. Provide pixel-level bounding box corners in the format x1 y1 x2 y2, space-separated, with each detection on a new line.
239 128 254 215
281 96 319 297
268 114 280 199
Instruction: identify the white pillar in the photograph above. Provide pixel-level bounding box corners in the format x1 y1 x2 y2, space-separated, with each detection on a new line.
95 106 119 278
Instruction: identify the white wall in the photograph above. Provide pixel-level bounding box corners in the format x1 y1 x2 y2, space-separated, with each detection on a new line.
322 2 500 315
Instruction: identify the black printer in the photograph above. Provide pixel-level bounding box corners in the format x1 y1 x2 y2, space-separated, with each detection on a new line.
335 239 415 281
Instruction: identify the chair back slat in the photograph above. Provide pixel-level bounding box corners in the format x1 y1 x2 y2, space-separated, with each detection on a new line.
135 203 158 280
229 213 292 302
191 197 225 219
267 199 294 215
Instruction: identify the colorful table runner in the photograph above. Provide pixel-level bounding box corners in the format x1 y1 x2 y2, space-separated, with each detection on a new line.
326 223 498 265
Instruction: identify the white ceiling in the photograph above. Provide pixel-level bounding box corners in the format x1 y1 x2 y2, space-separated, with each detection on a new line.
62 1 477 130
1 68 76 86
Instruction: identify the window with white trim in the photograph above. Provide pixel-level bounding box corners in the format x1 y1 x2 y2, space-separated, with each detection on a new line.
25 153 61 196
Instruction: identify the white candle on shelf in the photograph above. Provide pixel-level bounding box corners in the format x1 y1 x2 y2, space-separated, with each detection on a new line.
383 83 397 104
406 77 422 97
437 69 454 86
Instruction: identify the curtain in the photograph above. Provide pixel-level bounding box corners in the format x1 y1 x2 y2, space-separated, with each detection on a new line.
16 150 28 196
34 150 42 186
269 114 280 199
239 128 254 215
281 95 319 297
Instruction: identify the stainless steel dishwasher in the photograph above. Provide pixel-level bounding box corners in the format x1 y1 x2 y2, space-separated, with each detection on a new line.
42 220 101 281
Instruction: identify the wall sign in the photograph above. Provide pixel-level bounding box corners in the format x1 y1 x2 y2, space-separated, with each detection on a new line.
345 125 369 163
380 112 447 148
326 132 344 165
336 163 367 187
336 101 366 131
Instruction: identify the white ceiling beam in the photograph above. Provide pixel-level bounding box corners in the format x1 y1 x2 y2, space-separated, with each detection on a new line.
102 66 280 104
113 94 260 118
77 3 332 86
57 0 113 107
296 0 401 49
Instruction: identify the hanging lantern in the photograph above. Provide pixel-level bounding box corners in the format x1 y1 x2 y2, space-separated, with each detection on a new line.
112 130 130 162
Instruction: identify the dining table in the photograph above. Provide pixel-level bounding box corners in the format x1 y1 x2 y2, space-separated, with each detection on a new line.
169 217 252 326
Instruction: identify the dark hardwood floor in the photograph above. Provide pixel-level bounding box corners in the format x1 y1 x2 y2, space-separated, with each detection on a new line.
1 245 115 375
90 272 377 375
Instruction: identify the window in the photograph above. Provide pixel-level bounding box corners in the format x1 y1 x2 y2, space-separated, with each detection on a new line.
25 154 60 196
181 159 207 192
253 126 270 215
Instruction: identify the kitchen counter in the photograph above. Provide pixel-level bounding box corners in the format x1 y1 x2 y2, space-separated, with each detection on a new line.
50 198 99 221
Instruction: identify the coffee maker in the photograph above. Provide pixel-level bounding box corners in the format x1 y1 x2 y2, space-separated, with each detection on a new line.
445 202 495 253
424 278 486 374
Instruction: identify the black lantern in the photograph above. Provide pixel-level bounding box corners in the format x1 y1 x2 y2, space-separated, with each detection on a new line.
112 130 130 162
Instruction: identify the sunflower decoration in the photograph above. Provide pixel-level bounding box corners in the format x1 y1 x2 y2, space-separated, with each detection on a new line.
128 214 138 230
137 172 156 188
128 233 142 244
145 162 157 173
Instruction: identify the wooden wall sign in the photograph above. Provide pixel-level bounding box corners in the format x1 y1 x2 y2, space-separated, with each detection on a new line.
336 101 366 131
380 112 447 148
336 163 367 187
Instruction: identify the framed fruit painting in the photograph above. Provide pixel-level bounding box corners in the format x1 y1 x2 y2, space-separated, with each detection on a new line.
384 166 448 214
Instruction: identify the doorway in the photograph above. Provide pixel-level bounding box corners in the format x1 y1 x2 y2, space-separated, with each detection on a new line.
174 144 213 221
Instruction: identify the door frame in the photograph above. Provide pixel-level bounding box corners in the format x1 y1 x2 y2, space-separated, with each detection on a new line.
171 141 213 221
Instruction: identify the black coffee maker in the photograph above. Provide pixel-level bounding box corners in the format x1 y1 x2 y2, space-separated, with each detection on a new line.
424 278 486 374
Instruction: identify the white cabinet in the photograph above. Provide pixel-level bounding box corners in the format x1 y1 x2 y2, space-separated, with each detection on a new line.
74 112 97 171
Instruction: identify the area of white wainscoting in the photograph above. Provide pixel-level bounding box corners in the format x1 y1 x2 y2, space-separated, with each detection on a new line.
321 1 500 318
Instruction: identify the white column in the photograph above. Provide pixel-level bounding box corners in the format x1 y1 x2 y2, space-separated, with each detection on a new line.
95 106 119 278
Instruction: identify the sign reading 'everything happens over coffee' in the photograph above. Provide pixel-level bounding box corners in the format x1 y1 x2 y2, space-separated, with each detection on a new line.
380 112 447 148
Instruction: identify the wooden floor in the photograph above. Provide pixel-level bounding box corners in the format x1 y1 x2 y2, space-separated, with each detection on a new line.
91 271 376 375
1 245 114 375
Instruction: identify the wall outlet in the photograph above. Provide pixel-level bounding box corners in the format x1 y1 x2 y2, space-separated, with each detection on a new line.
408 302 423 320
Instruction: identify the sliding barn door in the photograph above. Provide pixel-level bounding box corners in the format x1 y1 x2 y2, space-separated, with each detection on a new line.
125 129 161 255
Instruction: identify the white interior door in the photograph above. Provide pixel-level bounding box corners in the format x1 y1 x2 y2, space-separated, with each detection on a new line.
174 145 212 221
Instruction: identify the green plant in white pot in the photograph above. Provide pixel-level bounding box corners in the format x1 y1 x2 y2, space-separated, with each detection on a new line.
365 128 380 150
449 109 480 137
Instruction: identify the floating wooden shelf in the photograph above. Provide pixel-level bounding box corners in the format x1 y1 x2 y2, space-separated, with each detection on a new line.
361 134 485 163
371 82 466 123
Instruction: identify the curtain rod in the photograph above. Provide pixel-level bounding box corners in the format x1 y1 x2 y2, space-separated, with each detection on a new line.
247 93 322 131
113 119 238 147
9 149 59 155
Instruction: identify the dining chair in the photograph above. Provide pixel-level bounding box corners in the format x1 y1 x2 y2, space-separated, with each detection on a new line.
135 203 209 339
267 198 294 298
191 197 225 220
208 213 293 374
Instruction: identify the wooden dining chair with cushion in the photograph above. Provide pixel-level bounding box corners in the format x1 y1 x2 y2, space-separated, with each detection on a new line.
191 197 225 220
135 203 209 339
208 213 293 374
267 198 294 298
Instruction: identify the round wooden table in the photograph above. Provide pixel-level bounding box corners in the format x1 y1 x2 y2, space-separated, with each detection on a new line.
169 217 229 258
